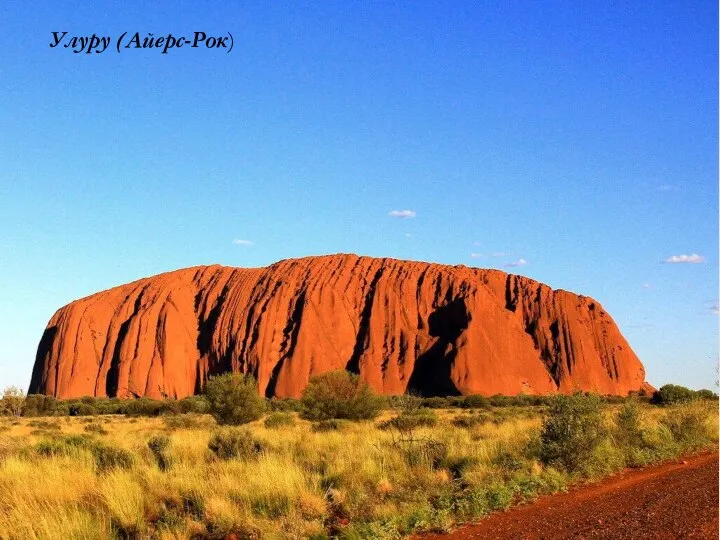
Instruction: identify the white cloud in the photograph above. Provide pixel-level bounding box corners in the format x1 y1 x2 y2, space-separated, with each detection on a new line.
663 254 705 264
470 253 483 259
232 239 254 246
641 283 652 289
491 251 510 257
504 258 527 267
404 233 413 238
473 241 482 246
388 209 416 218
711 305 719 316
658 184 679 192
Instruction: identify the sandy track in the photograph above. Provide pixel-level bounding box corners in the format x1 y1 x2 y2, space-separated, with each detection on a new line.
419 452 719 539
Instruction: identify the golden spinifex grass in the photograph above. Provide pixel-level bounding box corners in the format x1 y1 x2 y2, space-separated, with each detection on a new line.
0 402 716 539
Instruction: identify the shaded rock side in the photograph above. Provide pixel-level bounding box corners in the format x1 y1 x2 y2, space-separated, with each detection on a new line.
29 254 649 399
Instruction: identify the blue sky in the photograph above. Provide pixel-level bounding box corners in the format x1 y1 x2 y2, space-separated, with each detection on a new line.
1 1 717 391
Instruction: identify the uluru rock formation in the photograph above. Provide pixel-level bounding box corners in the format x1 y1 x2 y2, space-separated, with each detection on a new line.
29 254 650 399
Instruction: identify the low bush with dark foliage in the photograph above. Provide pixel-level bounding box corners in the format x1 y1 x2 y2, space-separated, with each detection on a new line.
540 393 608 474
300 370 382 421
652 384 718 406
263 412 296 429
204 373 267 426
208 428 264 460
310 419 349 432
35 434 134 472
148 434 172 471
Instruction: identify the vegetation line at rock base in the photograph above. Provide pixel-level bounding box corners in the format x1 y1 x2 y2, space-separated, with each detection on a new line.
0 375 716 539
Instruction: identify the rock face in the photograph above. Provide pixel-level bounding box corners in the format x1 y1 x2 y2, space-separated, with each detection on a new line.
29 254 649 399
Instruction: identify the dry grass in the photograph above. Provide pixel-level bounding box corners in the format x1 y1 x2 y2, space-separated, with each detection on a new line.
0 402 715 539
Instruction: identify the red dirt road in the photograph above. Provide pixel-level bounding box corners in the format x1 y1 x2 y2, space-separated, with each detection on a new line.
420 452 719 540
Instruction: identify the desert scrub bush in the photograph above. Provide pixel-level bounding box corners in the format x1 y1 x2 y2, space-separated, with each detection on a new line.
208 428 264 460
378 397 438 431
660 402 715 450
651 384 706 406
421 397 450 409
68 402 97 416
300 370 383 421
147 434 172 471
83 423 108 435
310 419 349 432
22 394 58 417
34 434 133 472
204 372 266 425
539 393 609 474
90 443 135 472
27 419 62 431
264 412 296 429
614 401 645 447
451 414 484 429
162 413 213 430
268 397 303 413
178 395 210 414
457 394 490 409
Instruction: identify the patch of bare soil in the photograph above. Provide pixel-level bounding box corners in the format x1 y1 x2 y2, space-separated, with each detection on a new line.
418 452 719 539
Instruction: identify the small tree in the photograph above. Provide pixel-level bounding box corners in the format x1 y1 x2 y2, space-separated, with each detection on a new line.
540 393 608 473
652 384 695 406
203 373 266 425
1 386 25 417
300 370 382 421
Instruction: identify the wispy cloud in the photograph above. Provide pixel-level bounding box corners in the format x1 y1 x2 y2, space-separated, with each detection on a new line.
470 253 483 259
711 304 719 316
404 233 413 238
232 239 254 246
389 209 416 218
663 254 705 264
658 184 679 192
641 283 652 289
504 258 527 267
491 251 510 257
473 241 482 246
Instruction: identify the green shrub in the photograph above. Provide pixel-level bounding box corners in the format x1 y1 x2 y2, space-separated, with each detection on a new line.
23 395 58 417
162 413 212 430
27 420 61 431
652 384 696 406
694 389 719 400
378 408 438 431
421 397 450 409
122 398 165 417
310 419 349 432
300 370 382 421
204 373 266 426
614 401 645 448
458 395 490 409
451 414 486 429
69 403 97 416
208 428 264 460
91 443 134 472
263 412 296 429
404 439 448 469
35 435 133 471
539 393 608 474
148 434 172 471
83 423 108 435
660 403 714 450
178 395 210 414
267 398 303 413
440 455 478 479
